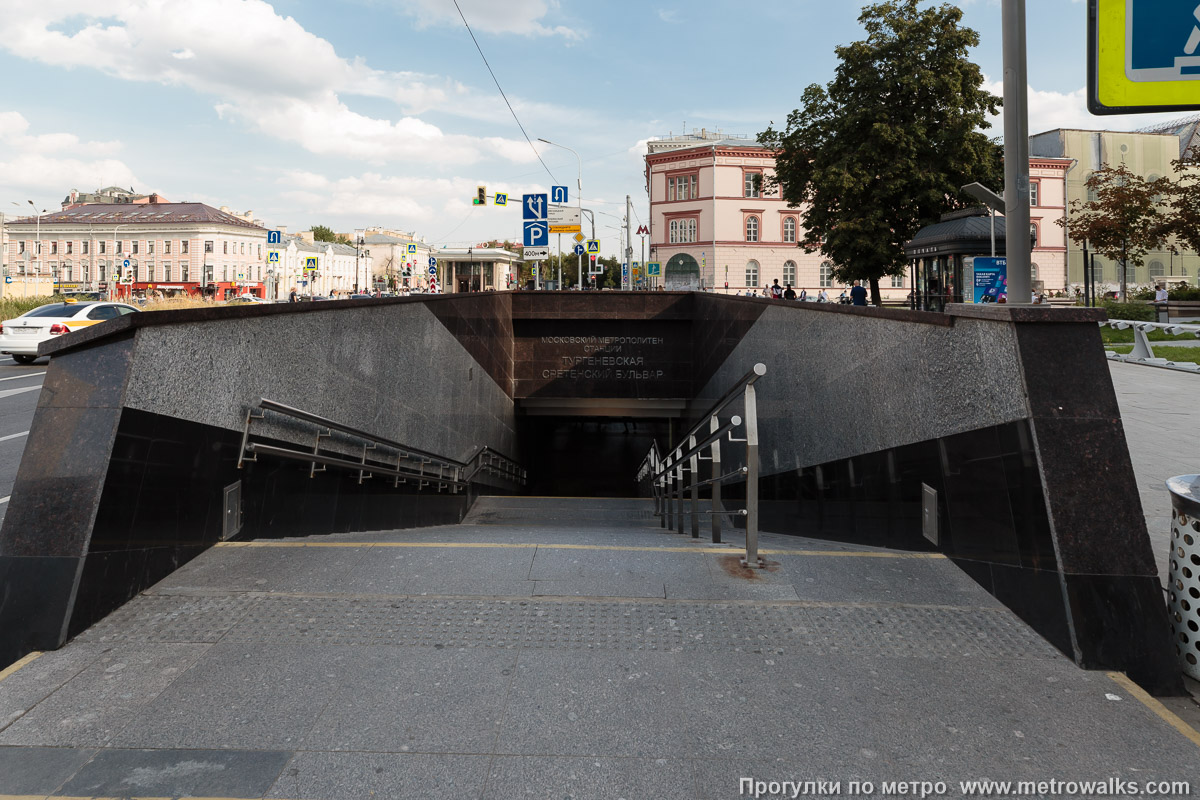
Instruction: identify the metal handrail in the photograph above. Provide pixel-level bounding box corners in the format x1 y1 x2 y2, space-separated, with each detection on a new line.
238 398 524 493
258 398 465 469
638 363 766 568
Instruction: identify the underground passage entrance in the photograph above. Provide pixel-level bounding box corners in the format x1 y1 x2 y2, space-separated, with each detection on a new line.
517 415 672 497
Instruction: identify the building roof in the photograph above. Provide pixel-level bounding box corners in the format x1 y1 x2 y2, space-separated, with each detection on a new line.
904 209 1022 257
362 233 413 245
328 242 358 256
1136 113 1200 158
7 202 266 231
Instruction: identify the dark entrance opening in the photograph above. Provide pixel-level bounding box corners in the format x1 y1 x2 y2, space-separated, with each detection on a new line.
517 416 670 497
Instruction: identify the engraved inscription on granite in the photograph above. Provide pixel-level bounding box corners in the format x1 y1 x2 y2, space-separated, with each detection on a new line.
538 335 666 382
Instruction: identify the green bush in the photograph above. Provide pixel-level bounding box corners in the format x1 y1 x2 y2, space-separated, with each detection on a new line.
0 295 60 321
1100 299 1156 321
1168 285 1200 301
1129 287 1156 301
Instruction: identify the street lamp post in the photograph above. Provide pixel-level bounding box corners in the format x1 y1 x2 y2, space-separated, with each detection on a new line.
537 138 584 290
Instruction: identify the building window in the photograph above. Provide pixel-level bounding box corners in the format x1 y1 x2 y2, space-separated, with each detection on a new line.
240 242 245 255
182 241 189 254
1029 181 1039 207
205 241 213 253
132 241 139 254
164 263 171 281
1149 260 1165 278
223 241 228 255
116 241 123 254
17 241 24 254
257 244 262 257
820 261 833 288
745 260 759 287
745 216 759 242
82 241 89 254
783 260 796 285
148 241 155 254
222 266 228 281
669 218 698 244
667 174 698 201
147 264 154 281
50 241 57 255
100 241 106 254
1030 222 1038 247
181 264 189 282
65 263 72 281
1031 262 1040 281
891 273 904 288
66 241 73 254
744 171 761 198
669 219 678 244
83 264 89 283
783 217 796 243
164 241 171 254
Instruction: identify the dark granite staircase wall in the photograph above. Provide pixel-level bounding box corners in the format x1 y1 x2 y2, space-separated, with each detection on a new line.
0 297 518 667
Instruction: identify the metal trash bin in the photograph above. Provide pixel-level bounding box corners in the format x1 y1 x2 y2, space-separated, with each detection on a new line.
1167 474 1200 680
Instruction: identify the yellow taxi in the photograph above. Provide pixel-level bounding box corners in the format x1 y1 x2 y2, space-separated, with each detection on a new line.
0 300 139 364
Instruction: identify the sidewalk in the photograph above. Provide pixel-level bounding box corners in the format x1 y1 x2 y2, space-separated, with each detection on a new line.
0 497 1197 799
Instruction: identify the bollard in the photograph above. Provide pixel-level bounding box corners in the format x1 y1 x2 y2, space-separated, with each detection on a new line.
1167 474 1200 680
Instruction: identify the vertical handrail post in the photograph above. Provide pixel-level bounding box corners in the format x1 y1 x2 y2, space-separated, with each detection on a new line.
742 382 762 568
663 455 673 530
675 452 685 535
689 433 700 538
709 414 722 544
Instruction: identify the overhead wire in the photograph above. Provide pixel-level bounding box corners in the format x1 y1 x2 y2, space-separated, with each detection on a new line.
451 0 558 185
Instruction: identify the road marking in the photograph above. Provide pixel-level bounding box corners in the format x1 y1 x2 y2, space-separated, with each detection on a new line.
0 371 44 382
1107 671 1200 750
0 385 40 400
0 651 41 684
217 540 945 558
0 431 28 443
0 497 9 505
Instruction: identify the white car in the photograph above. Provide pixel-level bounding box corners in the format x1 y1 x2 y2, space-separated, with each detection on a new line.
0 301 139 364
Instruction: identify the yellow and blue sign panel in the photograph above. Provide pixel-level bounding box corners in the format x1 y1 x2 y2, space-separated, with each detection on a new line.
305 257 318 272
1090 0 1200 114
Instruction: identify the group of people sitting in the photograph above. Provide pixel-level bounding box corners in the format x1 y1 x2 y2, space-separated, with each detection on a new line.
746 279 869 305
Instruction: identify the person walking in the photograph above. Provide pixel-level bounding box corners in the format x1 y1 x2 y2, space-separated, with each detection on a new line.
288 286 298 303
783 284 796 300
818 288 829 303
798 288 808 302
850 280 868 306
770 279 784 299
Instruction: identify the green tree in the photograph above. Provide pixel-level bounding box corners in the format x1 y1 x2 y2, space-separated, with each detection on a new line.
1058 163 1172 301
311 225 351 245
759 0 1002 305
1164 148 1200 268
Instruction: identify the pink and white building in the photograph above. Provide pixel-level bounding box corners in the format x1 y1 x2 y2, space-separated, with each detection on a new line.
645 130 1069 298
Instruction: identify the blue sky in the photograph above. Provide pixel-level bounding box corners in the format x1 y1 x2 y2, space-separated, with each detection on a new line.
0 0 1189 256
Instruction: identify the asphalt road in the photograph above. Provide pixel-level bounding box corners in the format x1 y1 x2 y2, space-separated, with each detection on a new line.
0 354 47 526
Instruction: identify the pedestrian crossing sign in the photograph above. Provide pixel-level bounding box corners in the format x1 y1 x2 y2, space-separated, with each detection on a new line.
305 257 318 272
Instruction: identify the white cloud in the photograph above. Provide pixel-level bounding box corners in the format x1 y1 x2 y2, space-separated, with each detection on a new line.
0 0 542 165
657 9 679 23
0 111 137 201
986 79 1193 136
393 0 582 40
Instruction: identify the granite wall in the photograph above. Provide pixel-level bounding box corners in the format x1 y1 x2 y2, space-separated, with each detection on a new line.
0 296 518 666
689 298 1179 694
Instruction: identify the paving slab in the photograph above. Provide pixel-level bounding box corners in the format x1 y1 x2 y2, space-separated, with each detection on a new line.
0 745 95 795
59 747 293 798
265 751 490 800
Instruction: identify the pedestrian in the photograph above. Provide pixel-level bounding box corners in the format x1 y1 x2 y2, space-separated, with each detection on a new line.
770 279 784 299
1155 283 1168 303
850 280 868 306
783 283 796 300
818 288 829 303
288 286 298 303
838 289 849 304
798 288 808 302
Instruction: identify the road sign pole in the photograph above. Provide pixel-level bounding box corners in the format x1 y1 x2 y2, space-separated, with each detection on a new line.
1003 0 1032 305
557 233 561 290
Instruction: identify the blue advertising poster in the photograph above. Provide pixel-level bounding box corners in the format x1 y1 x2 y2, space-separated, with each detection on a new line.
973 257 1008 304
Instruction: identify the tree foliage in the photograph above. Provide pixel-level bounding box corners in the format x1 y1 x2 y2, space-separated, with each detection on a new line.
759 0 1002 304
1057 163 1172 299
1166 147 1200 258
311 225 351 245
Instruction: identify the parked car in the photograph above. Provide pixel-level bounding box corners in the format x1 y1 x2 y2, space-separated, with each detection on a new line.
226 294 271 305
0 301 140 364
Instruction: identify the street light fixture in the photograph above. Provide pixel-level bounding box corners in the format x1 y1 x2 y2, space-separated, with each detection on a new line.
537 138 584 290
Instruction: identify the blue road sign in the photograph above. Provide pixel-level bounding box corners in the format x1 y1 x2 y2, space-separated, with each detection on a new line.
586 239 600 254
429 264 438 276
573 244 586 256
523 220 549 248
428 257 437 267
123 259 131 269
552 185 569 204
523 193 548 220
268 251 280 263
621 263 629 277
495 193 508 206
407 244 417 255
267 230 282 245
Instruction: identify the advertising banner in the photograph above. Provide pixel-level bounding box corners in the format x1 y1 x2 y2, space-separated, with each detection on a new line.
972 257 1008 304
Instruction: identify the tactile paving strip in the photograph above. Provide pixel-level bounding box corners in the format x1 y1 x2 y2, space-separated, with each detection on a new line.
80 593 1062 660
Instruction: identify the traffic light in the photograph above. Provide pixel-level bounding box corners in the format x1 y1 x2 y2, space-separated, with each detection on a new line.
589 255 597 273
474 186 486 206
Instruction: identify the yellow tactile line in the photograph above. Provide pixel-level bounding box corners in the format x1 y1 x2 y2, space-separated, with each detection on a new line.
216 540 945 559
1107 672 1200 750
0 651 40 684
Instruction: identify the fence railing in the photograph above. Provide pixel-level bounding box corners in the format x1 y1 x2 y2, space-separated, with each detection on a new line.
637 363 766 568
1102 320 1200 373
237 398 524 492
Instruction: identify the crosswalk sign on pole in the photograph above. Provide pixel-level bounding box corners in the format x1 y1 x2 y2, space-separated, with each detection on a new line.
586 240 599 254
305 257 318 272
1089 0 1200 114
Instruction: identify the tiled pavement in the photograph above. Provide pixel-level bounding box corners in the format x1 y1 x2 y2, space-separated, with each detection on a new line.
0 497 1198 799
